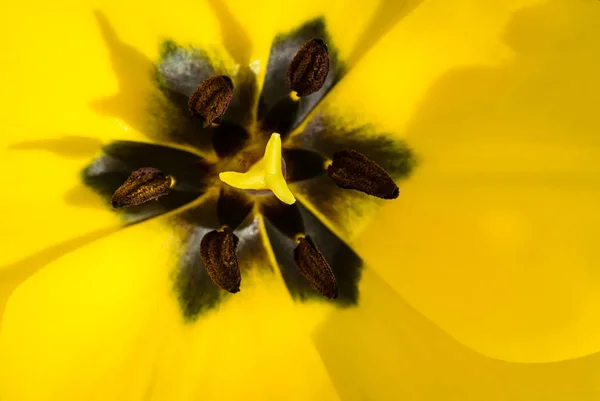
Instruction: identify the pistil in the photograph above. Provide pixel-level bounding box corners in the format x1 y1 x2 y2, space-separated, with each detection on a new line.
219 133 296 205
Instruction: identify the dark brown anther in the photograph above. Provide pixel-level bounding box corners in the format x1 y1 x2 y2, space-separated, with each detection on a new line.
327 150 399 199
111 167 172 208
188 75 234 128
287 38 330 97
293 236 338 299
200 228 241 293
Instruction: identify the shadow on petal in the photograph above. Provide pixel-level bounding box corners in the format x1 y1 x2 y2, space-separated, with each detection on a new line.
90 11 157 137
92 11 214 152
8 136 103 159
346 0 425 67
205 0 253 66
92 11 258 155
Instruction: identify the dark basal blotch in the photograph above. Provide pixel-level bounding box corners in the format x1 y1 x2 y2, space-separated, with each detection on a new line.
82 17 416 321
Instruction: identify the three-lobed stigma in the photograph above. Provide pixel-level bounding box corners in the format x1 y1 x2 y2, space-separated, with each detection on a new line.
219 133 296 205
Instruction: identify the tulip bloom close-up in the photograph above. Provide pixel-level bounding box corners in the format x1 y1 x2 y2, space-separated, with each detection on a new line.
1 0 599 400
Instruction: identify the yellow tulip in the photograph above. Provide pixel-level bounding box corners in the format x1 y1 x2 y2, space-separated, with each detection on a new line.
1 0 600 400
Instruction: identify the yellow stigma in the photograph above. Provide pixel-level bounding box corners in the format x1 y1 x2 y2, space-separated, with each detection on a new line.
219 133 296 205
289 91 300 102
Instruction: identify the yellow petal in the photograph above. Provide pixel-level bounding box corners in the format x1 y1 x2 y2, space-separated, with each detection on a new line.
0 214 339 401
0 218 180 401
314 267 600 400
317 0 600 361
220 133 296 204
226 0 426 71
321 0 548 134
0 0 229 268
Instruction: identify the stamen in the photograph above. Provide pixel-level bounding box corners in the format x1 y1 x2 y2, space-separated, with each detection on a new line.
188 75 234 128
293 235 338 299
327 150 399 199
289 91 300 102
219 133 296 205
200 228 241 293
287 38 330 97
111 167 172 208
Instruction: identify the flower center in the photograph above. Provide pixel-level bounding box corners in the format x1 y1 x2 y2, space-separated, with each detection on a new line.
107 36 403 301
218 133 295 205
